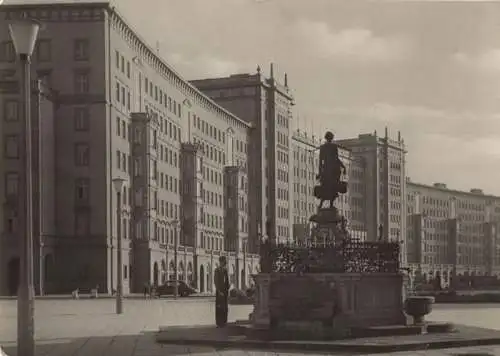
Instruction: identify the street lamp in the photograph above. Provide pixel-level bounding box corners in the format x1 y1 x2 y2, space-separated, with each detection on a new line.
242 237 247 289
166 220 179 298
112 177 126 314
9 18 40 356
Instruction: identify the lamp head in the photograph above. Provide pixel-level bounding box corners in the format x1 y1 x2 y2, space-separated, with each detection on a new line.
8 18 40 57
112 177 126 193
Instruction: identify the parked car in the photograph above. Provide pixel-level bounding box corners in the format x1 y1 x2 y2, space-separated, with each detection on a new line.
156 280 197 297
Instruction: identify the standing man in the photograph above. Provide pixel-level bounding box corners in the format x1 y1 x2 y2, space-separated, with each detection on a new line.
214 256 230 327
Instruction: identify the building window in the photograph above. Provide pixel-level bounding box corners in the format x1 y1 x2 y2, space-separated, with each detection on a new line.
75 178 90 202
5 211 17 233
122 218 128 239
74 143 90 166
134 127 142 143
75 211 90 236
74 69 90 93
4 135 19 158
126 61 131 78
115 50 120 68
4 100 19 121
0 41 15 62
135 221 142 239
74 107 89 131
122 152 127 172
116 150 121 170
115 81 120 101
5 172 19 197
134 157 142 176
74 39 90 61
36 39 51 62
116 117 121 136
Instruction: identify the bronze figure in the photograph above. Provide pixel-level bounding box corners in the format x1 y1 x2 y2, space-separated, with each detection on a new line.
314 131 346 209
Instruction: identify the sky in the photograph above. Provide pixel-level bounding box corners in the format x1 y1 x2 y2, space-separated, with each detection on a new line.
4 0 500 194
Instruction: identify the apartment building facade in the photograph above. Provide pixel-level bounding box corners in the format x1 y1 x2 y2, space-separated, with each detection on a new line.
0 78 57 296
337 129 407 263
406 180 500 288
191 66 295 244
0 2 258 295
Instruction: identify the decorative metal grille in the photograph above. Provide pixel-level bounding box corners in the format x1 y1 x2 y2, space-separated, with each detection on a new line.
260 239 400 274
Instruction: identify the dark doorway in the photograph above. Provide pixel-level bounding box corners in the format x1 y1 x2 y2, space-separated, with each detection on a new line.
153 262 159 287
7 257 20 296
199 265 205 293
241 269 245 290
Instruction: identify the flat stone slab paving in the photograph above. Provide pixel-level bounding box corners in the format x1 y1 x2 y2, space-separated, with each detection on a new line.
156 324 500 353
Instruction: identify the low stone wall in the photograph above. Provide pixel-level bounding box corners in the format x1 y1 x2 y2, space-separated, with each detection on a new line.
251 273 407 331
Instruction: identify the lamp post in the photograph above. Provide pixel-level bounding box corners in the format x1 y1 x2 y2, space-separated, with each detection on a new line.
112 177 126 314
9 18 40 356
242 237 247 289
167 220 179 299
32 79 45 297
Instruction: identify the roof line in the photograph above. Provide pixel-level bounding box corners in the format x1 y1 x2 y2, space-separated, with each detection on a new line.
105 4 252 129
2 1 252 129
407 181 500 199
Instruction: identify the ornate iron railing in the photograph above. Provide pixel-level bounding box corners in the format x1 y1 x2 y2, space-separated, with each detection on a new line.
259 239 400 274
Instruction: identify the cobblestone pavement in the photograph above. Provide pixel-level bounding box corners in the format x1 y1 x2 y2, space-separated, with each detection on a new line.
1 299 500 355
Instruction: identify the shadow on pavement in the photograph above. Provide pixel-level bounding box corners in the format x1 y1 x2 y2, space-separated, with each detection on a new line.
0 331 228 356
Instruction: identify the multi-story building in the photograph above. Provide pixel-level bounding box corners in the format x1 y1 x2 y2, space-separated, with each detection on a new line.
3 1 498 297
0 79 56 296
291 130 362 241
406 180 500 288
337 129 407 258
191 65 295 244
0 1 258 296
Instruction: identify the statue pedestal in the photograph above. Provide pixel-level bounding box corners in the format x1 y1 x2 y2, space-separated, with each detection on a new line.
309 207 342 225
250 272 408 339
308 207 348 246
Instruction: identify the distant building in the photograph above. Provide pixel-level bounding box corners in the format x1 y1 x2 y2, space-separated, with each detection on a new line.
406 180 500 288
337 129 407 251
191 65 295 244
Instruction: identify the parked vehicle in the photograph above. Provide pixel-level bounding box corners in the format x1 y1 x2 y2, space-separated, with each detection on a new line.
156 280 197 297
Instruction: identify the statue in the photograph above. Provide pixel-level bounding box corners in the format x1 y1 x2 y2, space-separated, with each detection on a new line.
314 131 347 209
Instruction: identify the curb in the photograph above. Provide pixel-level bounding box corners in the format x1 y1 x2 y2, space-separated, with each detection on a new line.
0 295 215 301
156 335 500 353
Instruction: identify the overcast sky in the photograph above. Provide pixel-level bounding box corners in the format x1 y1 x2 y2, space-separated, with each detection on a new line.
6 0 500 194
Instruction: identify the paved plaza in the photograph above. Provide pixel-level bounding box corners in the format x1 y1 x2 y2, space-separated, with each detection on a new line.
0 299 500 355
